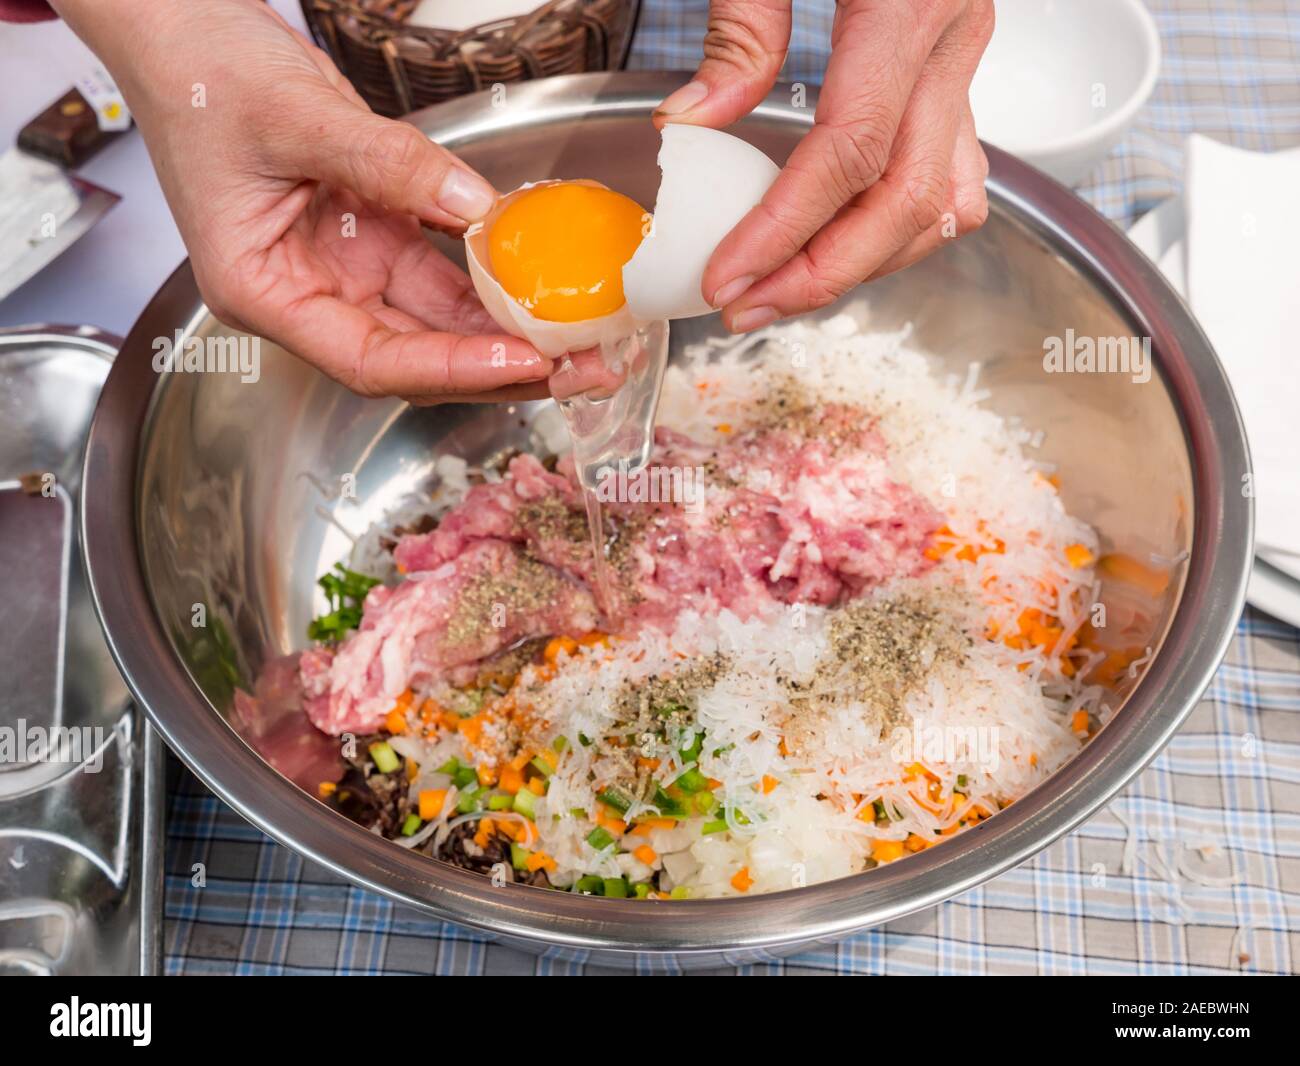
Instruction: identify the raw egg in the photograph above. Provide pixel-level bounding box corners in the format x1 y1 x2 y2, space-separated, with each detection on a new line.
465 127 780 357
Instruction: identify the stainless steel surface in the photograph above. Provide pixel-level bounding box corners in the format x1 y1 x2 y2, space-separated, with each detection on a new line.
0 325 162 975
82 72 1253 967
0 159 119 302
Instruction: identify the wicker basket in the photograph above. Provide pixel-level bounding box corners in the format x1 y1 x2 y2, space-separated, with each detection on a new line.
301 0 641 117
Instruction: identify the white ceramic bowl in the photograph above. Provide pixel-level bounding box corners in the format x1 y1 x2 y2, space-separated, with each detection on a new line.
969 0 1161 186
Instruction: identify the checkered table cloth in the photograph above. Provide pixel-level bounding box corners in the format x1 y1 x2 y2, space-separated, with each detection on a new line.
163 0 1300 975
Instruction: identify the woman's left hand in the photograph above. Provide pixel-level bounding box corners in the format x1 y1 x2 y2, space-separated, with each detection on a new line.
655 0 995 333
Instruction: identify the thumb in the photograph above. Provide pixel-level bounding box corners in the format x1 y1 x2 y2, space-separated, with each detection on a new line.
291 99 498 228
654 0 792 129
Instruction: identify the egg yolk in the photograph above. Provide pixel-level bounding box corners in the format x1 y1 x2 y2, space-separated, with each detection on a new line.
486 182 647 323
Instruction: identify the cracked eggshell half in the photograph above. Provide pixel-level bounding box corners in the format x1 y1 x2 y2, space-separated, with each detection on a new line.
464 179 639 359
622 125 781 322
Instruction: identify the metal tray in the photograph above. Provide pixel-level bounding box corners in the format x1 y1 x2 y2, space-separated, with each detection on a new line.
0 325 162 975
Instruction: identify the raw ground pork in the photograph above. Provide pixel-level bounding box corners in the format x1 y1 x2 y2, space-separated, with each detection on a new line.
300 403 940 736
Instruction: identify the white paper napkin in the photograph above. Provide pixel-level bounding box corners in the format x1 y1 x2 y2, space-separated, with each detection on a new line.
1185 134 1300 558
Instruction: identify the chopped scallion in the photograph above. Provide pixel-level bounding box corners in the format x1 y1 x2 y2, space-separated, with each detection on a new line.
368 741 400 775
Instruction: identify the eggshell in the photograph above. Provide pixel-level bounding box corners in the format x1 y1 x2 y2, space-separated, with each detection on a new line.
622 125 780 321
465 179 640 359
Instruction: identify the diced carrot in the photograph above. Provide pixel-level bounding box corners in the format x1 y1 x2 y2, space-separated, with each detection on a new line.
1064 543 1095 569
636 756 660 771
477 763 497 787
633 844 657 866
508 751 532 772
1071 709 1090 735
905 833 930 852
630 817 675 834
474 819 495 848
527 776 545 796
500 765 524 794
578 632 610 647
596 812 627 836
543 635 579 663
406 760 419 782
1098 552 1170 597
535 748 558 772
419 789 447 820
705 778 723 790
760 775 779 794
385 706 408 734
731 867 754 892
318 781 337 797
458 715 484 746
525 850 557 873
872 839 905 863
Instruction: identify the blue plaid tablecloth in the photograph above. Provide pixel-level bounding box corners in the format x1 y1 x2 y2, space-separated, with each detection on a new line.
164 0 1300 975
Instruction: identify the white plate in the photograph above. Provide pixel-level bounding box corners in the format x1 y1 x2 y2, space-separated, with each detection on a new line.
1129 199 1300 627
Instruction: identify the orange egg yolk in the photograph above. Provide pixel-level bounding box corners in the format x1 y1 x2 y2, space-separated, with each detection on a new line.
486 182 647 323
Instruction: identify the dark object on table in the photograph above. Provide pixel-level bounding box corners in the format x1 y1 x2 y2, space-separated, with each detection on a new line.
300 0 641 116
17 88 125 168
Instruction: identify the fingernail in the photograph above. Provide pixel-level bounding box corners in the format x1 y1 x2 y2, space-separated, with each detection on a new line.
711 275 755 308
730 306 779 333
655 80 710 118
438 168 496 222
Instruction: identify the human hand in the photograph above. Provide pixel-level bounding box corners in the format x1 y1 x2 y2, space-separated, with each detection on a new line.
655 0 994 333
53 0 553 403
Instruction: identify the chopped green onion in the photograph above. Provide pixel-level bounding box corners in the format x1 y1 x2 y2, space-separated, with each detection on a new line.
436 757 460 775
603 877 629 899
652 787 688 818
368 741 400 775
955 774 969 794
633 883 652 899
578 733 592 747
702 819 729 835
585 826 616 851
678 732 703 762
307 564 380 642
654 700 688 718
552 736 569 753
597 786 633 814
674 768 710 793
456 787 482 814
487 793 513 811
669 885 690 900
512 787 538 819
509 843 531 871
400 813 422 837
575 875 603 895
529 755 554 778
451 765 478 790
693 791 717 815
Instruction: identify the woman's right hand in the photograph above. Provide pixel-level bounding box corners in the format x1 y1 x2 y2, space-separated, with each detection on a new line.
52 0 554 403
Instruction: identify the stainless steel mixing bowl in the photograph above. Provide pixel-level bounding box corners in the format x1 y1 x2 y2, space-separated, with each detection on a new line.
82 72 1252 968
